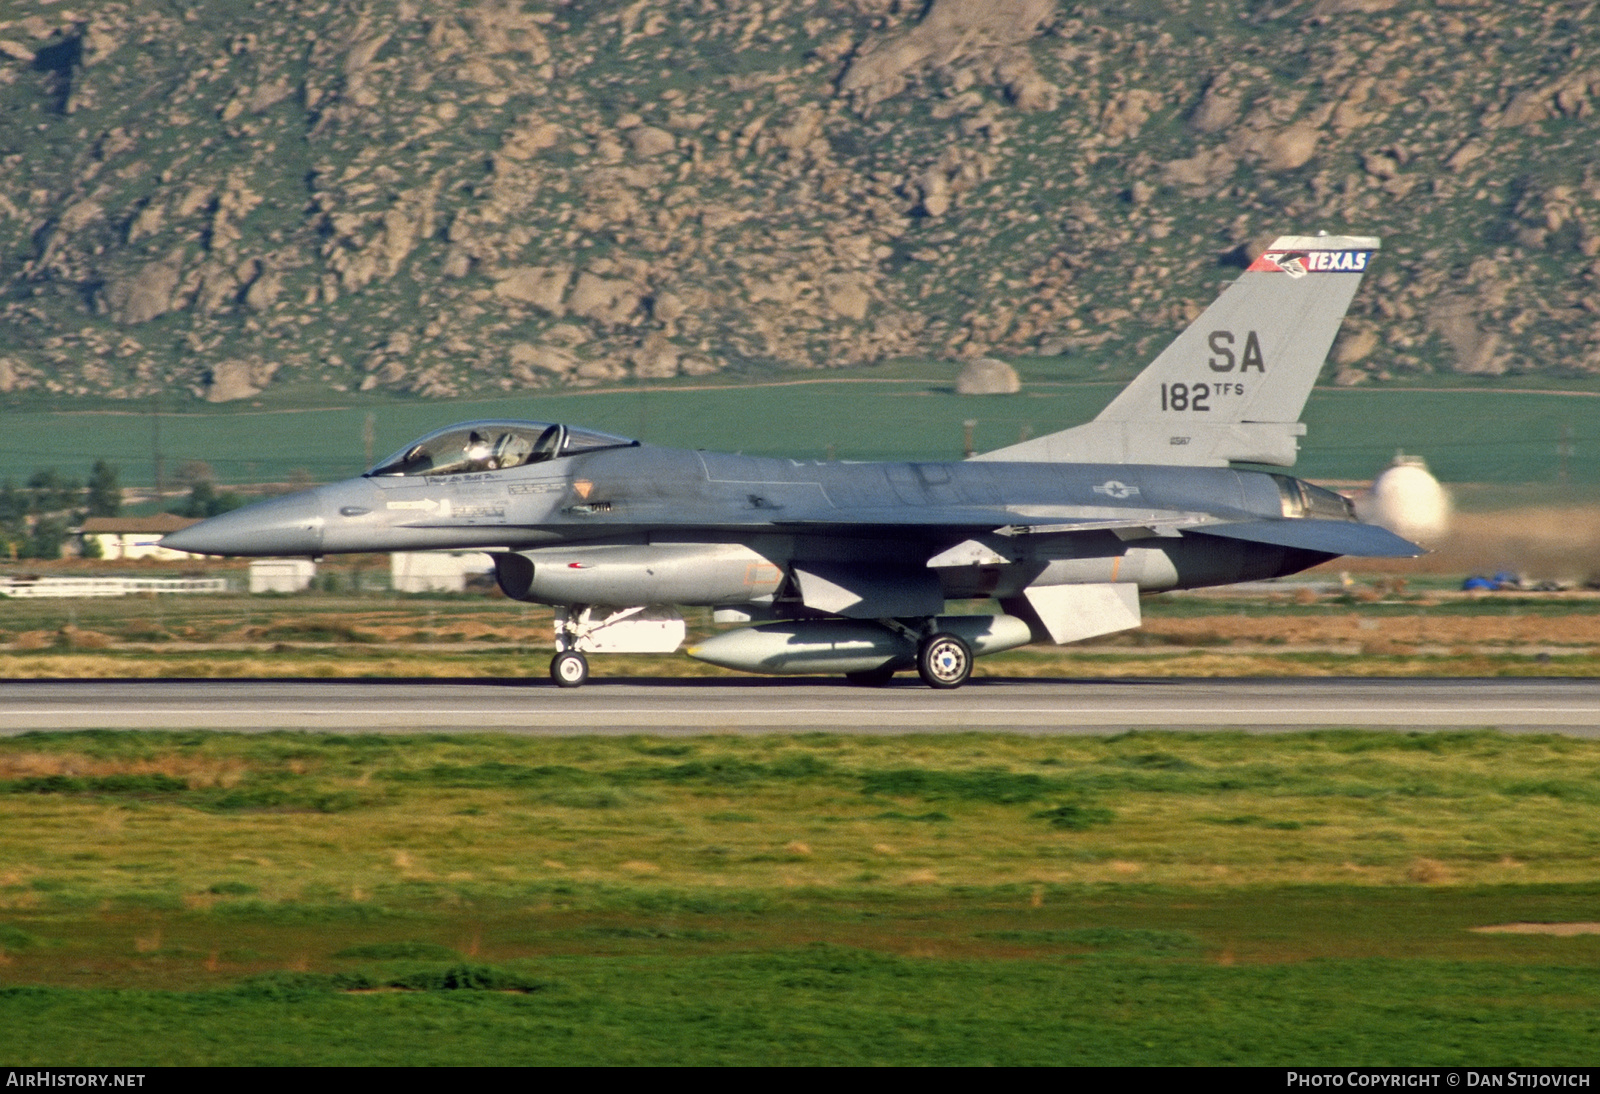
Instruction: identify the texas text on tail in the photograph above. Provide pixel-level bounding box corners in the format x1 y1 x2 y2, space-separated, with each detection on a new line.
163 232 1417 688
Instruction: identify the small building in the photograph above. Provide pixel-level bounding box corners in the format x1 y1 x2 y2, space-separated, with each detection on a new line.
79 514 203 561
249 558 317 594
391 551 492 594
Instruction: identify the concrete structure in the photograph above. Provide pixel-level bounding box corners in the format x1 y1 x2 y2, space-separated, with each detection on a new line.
79 515 202 561
391 551 492 594
249 558 316 594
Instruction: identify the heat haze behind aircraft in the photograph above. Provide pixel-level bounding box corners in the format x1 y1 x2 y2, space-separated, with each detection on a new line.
163 233 1419 688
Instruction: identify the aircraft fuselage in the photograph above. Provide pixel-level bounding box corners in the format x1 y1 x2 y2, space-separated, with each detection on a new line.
167 443 1328 586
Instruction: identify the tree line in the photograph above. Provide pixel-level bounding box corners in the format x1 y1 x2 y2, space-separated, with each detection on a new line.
1 461 245 560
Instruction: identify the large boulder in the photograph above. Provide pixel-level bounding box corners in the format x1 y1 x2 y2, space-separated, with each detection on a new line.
567 272 643 325
955 357 1021 395
1332 327 1380 366
492 265 571 315
625 125 675 158
1189 85 1240 134
1428 297 1504 375
839 0 1054 109
629 332 679 379
824 275 871 321
203 358 274 403
102 256 183 325
1261 124 1320 171
509 342 577 382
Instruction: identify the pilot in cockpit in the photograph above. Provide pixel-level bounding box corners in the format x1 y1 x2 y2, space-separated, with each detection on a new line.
464 430 496 470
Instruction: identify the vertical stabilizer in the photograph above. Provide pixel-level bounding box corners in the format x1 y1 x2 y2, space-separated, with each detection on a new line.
974 234 1380 467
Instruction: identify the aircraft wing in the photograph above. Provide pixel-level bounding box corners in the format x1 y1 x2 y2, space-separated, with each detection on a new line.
995 513 1424 558
774 506 1422 558
769 505 1197 530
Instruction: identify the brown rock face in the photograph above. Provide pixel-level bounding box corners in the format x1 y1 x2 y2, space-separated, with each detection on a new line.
1428 298 1505 376
4 1 1600 402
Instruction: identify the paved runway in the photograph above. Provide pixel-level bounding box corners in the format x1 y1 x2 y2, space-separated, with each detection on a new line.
0 677 1595 734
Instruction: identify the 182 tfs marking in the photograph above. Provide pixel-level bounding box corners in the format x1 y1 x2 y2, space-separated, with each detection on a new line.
1161 382 1246 412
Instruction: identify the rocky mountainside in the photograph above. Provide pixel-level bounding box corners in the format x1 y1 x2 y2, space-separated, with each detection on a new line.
1 0 1598 404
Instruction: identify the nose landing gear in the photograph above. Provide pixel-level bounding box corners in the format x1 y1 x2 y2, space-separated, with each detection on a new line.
550 650 589 688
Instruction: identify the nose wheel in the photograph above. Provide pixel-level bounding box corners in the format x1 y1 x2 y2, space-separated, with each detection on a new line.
916 632 972 689
550 650 589 688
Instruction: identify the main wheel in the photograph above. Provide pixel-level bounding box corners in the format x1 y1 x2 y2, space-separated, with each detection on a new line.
550 650 589 688
845 665 897 687
917 632 972 689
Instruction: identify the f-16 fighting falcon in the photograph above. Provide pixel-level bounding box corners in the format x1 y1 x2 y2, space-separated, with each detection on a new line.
163 233 1419 689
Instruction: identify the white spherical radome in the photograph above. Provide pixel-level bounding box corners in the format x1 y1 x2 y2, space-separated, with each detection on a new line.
1353 455 1452 546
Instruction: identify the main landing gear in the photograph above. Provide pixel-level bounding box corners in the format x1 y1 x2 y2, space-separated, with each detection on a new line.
838 625 977 690
916 631 972 689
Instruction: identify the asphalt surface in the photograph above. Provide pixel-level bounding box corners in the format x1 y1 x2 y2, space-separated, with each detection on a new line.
0 677 1595 734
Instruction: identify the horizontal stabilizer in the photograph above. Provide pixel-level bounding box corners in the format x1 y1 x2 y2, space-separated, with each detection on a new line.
1189 519 1423 558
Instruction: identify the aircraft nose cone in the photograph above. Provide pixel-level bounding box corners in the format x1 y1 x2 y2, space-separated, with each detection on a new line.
160 489 328 557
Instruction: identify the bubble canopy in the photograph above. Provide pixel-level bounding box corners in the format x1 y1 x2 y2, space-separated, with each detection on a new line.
365 420 638 477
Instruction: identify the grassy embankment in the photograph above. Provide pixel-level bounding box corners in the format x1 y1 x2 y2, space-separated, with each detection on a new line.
4 580 1599 679
2 729 1600 1064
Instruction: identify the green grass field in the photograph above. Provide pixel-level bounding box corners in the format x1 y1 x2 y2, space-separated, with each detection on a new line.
4 730 1600 1064
4 365 1597 489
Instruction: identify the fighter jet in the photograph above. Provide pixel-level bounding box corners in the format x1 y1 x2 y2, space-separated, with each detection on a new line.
162 233 1419 688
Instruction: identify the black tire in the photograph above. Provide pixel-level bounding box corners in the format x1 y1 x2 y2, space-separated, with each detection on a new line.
550 650 589 688
917 632 972 689
844 665 896 687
